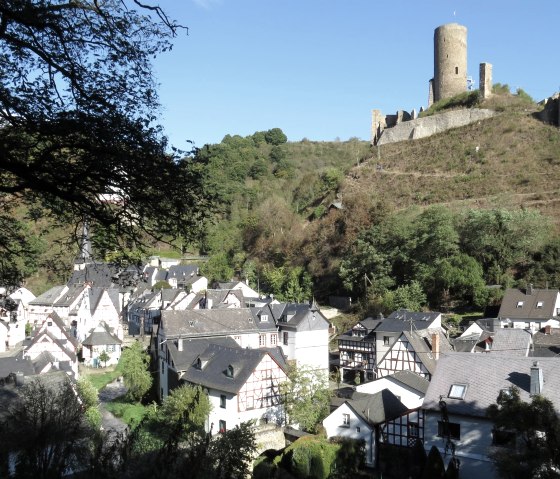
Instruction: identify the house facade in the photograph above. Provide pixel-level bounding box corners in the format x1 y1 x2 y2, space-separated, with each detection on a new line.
422 353 560 479
497 286 560 331
323 388 421 468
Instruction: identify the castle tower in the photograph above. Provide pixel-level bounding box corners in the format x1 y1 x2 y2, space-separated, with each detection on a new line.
433 23 467 103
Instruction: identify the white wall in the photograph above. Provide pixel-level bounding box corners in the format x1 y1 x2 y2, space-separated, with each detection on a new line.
356 378 424 409
423 411 498 479
293 329 329 372
323 403 375 466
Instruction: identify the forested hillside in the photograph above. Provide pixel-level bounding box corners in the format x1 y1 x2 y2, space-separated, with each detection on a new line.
188 90 560 315
24 90 560 317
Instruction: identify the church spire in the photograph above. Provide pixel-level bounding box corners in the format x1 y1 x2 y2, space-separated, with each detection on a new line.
74 218 93 271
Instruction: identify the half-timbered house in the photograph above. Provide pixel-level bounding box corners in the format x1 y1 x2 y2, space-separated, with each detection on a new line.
324 388 423 468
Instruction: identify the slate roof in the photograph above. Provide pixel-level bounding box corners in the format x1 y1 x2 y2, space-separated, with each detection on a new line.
423 353 560 417
375 310 441 333
276 303 329 332
204 289 245 308
531 328 560 357
389 370 430 394
0 356 36 378
490 328 532 356
334 389 409 425
27 329 77 362
49 312 80 349
67 263 142 289
168 337 239 371
54 285 86 307
402 330 437 375
29 285 66 306
497 287 560 320
161 309 260 338
182 343 287 394
82 326 122 346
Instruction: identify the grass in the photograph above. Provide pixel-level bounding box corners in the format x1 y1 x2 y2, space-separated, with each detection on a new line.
104 397 149 427
82 366 122 391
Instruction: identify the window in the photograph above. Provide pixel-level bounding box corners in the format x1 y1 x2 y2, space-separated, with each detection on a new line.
259 334 266 347
342 413 350 427
283 332 289 346
270 333 277 345
219 420 226 433
537 301 544 309
516 301 524 308
107 344 115 353
161 360 165 374
47 321 52 327
220 394 226 409
408 422 419 438
260 314 268 322
356 427 361 433
383 336 390 346
438 421 460 440
448 384 468 400
455 66 458 74
226 365 234 378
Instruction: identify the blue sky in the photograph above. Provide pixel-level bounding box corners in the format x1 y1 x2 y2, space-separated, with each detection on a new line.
152 0 560 149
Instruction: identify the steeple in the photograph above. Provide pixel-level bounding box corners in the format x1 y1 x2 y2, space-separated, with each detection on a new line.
74 218 93 271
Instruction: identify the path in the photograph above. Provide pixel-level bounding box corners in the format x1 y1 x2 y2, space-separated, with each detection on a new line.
98 379 129 437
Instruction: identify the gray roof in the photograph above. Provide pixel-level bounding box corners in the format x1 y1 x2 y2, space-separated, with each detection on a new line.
531 327 560 357
490 328 532 356
168 337 239 371
183 343 287 394
376 310 441 333
67 263 142 289
342 389 409 425
423 353 560 417
0 356 35 378
54 285 86 307
277 303 330 332
497 288 559 320
161 308 260 338
204 289 245 308
29 286 66 306
82 327 122 346
388 370 430 394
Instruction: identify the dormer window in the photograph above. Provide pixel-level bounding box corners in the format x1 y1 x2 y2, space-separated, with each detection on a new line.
537 301 544 309
516 301 524 308
260 314 268 322
448 383 468 400
226 365 234 378
196 358 202 369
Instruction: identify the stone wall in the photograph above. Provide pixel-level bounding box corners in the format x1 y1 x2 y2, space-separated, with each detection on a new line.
254 423 286 455
536 94 559 126
377 108 496 145
479 63 493 100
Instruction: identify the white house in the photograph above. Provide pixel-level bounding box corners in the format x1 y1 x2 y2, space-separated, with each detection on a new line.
496 286 560 331
323 388 421 468
422 353 560 479
81 323 122 367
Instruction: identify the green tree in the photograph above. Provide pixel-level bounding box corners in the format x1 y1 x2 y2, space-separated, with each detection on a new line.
207 422 257 479
77 377 102 429
459 209 550 284
382 280 427 313
120 341 152 402
98 350 110 368
159 384 211 432
0 1 210 287
261 264 313 303
0 378 94 477
487 386 560 478
264 128 288 145
421 446 446 479
280 365 330 433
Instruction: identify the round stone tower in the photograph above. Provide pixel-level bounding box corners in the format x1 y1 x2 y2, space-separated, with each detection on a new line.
433 23 467 102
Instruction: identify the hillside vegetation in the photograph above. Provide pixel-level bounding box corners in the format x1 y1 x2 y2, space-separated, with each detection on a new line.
22 90 560 314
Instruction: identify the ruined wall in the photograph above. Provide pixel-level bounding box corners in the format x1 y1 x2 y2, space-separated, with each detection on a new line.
433 23 467 102
479 62 493 100
377 108 496 145
536 94 560 126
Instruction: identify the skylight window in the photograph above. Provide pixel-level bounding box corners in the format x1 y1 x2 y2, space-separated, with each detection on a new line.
448 384 468 400
537 301 544 309
516 301 524 308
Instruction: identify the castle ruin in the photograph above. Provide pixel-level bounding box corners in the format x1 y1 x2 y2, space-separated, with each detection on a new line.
371 23 494 145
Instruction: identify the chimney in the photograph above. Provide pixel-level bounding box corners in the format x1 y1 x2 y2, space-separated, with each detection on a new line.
528 283 534 295
545 325 552 335
177 338 183 352
530 361 543 395
431 332 440 360
206 299 213 310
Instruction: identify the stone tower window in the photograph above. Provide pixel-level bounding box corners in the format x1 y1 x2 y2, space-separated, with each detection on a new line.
455 67 459 74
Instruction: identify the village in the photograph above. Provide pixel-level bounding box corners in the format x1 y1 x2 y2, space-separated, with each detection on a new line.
1 220 559 479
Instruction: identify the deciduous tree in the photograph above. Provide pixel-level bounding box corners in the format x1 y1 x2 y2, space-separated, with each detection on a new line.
120 341 152 402
0 0 210 286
